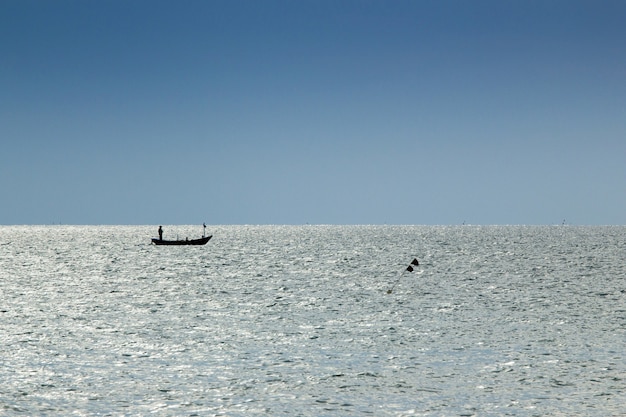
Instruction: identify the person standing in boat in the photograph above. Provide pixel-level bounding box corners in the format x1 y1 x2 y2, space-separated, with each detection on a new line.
158 226 163 241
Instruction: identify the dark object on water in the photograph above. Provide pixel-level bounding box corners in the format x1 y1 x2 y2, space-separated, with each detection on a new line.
405 258 419 272
152 223 212 245
387 258 420 294
152 235 212 246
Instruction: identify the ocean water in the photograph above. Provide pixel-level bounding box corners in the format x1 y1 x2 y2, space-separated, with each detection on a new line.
1 225 624 416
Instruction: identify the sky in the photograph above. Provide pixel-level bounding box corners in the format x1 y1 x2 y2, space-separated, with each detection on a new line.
2 0 625 225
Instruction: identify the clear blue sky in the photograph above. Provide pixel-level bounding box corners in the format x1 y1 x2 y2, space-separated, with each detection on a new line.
2 0 625 225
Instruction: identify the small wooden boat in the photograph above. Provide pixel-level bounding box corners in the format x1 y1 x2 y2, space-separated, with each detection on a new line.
152 235 212 246
152 224 212 246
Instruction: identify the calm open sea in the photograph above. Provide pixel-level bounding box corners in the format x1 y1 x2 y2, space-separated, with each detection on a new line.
1 225 624 416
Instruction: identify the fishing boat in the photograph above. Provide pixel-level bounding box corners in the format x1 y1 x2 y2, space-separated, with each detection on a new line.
152 235 212 246
152 224 212 246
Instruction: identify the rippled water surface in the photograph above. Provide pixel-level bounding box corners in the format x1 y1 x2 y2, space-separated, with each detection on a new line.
1 225 625 416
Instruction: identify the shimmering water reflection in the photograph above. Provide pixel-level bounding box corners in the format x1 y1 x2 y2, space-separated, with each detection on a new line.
1 225 624 415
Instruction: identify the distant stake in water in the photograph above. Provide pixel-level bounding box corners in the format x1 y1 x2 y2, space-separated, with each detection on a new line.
387 258 419 294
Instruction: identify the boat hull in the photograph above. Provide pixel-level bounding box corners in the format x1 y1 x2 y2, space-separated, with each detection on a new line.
152 235 212 246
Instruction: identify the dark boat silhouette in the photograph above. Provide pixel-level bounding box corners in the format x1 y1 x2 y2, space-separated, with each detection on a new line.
152 224 212 246
152 235 212 246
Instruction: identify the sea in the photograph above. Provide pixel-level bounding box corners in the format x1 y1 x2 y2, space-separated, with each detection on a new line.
1 225 624 416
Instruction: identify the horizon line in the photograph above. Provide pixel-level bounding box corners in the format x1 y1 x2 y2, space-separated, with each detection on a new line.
1 223 624 227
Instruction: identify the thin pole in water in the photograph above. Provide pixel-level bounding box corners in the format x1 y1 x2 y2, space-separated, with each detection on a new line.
387 258 419 294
